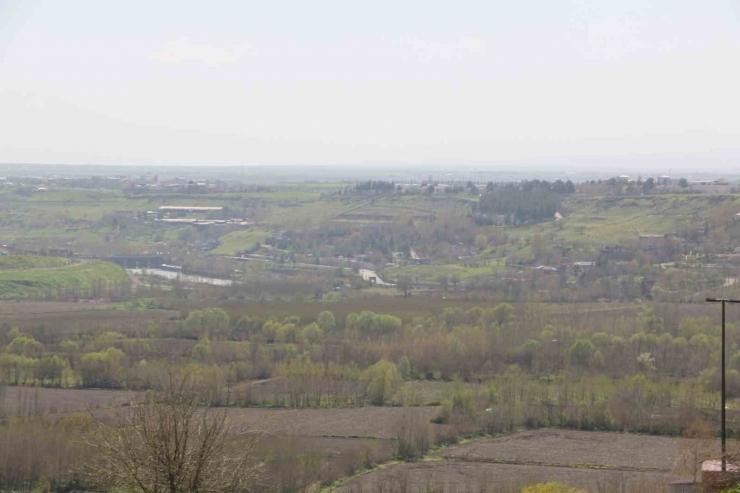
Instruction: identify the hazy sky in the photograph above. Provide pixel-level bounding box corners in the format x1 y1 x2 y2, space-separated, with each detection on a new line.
1 0 739 167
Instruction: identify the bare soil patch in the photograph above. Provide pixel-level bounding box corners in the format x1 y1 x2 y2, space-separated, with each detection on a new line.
338 461 669 493
227 406 439 439
339 429 720 493
1 386 438 441
0 301 116 314
439 428 700 472
1 386 136 415
0 308 177 338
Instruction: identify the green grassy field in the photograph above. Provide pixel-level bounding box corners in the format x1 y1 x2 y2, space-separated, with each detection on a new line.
0 255 72 270
0 260 130 299
333 195 471 223
383 259 506 284
261 199 362 228
568 195 734 240
211 229 271 255
502 194 738 247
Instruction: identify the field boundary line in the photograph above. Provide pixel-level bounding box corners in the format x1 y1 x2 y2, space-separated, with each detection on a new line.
432 456 671 473
335 202 371 218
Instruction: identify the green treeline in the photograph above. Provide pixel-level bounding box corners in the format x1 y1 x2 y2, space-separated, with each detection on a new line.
0 302 734 431
472 179 575 225
355 180 397 193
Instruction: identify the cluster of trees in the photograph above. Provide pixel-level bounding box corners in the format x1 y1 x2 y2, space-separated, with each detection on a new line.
439 184 467 194
178 307 231 339
1 302 734 412
245 357 404 407
433 367 716 436
275 211 477 266
472 180 575 226
0 333 127 388
355 180 397 193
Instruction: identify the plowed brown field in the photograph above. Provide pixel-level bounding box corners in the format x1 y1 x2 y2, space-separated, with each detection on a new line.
339 429 721 493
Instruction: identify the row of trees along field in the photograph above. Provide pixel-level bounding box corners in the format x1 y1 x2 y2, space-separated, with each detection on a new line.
0 303 735 433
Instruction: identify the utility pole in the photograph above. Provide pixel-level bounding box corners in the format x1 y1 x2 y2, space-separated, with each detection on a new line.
706 298 740 471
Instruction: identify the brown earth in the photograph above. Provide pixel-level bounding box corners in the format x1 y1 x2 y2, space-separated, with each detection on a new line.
1 386 137 415
438 428 697 472
0 306 178 338
338 429 724 493
1 385 439 441
338 461 669 493
0 301 116 313
227 406 440 438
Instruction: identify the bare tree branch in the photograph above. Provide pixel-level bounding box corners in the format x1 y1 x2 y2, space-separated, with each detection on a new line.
79 366 265 493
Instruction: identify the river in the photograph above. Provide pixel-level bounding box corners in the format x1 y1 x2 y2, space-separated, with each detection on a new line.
127 268 233 286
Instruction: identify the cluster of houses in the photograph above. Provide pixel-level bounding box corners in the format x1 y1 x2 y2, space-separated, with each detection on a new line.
616 175 734 194
0 174 265 194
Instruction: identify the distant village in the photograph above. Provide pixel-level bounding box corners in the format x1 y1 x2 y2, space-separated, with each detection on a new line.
609 174 736 194
0 171 737 196
0 174 266 194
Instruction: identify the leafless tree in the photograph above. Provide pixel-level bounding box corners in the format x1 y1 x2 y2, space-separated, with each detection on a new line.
80 367 264 493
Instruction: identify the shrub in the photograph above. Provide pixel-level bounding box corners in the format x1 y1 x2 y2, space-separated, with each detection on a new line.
568 339 595 367
361 360 402 406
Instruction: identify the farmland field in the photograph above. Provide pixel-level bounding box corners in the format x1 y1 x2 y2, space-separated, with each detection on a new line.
211 229 271 255
334 195 471 224
438 429 691 471
0 383 438 440
227 406 440 439
0 301 117 313
0 260 130 300
384 261 506 284
262 199 361 228
338 429 714 493
0 386 136 415
339 461 668 493
540 194 738 245
0 255 72 270
0 304 177 336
